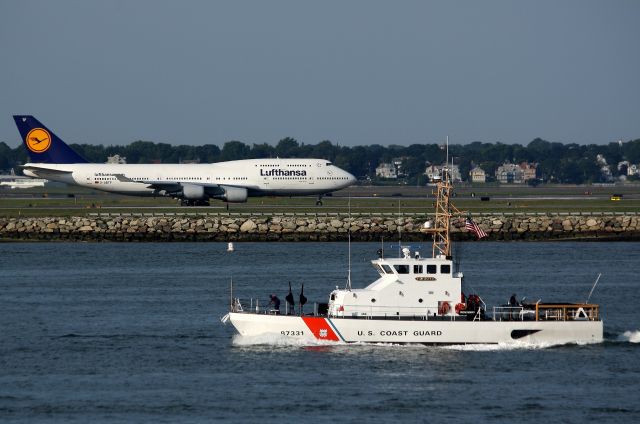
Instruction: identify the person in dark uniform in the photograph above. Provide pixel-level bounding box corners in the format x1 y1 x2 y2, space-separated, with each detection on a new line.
509 294 518 320
269 294 281 314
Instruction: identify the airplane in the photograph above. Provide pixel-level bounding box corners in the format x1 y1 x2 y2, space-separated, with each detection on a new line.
0 168 48 189
13 115 356 206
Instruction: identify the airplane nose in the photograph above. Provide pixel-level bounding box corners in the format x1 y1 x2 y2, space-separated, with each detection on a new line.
346 172 357 185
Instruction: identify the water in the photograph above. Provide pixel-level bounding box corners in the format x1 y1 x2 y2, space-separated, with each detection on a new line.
0 241 639 423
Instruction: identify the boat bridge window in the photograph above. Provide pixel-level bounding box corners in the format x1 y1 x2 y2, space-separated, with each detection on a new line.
394 265 410 274
381 264 393 274
426 265 437 274
373 264 385 274
413 265 423 274
441 264 451 274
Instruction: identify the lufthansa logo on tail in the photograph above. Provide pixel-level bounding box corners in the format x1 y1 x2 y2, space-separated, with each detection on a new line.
26 128 52 153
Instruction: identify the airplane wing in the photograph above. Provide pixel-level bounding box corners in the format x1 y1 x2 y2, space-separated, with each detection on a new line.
111 175 227 196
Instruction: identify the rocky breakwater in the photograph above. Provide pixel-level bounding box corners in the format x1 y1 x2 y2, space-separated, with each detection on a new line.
0 213 639 241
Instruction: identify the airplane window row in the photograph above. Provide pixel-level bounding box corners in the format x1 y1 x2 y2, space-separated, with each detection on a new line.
317 177 350 180
215 177 248 180
273 177 307 180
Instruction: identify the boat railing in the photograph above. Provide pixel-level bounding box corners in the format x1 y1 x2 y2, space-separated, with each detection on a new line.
231 298 321 317
535 303 600 322
492 306 534 321
492 304 600 322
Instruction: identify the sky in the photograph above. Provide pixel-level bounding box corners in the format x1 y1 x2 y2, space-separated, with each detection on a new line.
1 0 639 148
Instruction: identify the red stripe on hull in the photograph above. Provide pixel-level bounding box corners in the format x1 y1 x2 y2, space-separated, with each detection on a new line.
301 317 339 341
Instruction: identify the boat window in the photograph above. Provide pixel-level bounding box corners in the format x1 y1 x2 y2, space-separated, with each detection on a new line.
381 264 393 274
394 265 410 274
330 293 335 301
441 264 451 274
373 264 385 274
413 265 423 274
426 265 437 274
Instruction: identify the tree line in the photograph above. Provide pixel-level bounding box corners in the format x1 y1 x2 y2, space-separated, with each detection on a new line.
1 136 640 184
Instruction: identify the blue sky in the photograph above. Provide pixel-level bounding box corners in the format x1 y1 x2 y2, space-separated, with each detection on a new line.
1 0 638 147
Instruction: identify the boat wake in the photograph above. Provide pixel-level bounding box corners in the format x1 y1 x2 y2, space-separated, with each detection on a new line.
441 341 559 351
232 333 340 347
616 330 640 343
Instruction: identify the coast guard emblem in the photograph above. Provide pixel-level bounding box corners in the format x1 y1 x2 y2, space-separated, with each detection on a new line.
319 329 328 338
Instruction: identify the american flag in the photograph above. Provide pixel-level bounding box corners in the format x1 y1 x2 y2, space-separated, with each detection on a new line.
465 217 487 239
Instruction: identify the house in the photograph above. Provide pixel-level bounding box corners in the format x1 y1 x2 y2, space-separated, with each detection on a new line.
520 162 537 181
424 164 461 183
496 163 521 183
375 163 397 179
495 162 537 184
106 154 126 164
469 167 486 183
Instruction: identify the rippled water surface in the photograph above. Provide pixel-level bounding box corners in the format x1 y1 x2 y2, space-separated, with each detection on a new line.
1 241 639 423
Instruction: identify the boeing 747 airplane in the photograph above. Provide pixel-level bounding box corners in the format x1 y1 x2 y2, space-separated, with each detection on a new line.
13 116 356 206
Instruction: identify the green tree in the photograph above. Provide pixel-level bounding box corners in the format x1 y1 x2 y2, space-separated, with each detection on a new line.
220 141 250 161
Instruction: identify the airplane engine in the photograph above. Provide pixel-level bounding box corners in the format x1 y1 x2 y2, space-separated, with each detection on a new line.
181 183 206 200
212 186 248 203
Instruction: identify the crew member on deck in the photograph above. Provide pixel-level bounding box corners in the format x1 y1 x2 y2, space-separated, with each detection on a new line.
509 294 518 320
269 294 281 314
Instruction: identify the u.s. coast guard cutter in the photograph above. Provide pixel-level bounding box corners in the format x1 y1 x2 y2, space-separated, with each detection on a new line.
223 171 603 345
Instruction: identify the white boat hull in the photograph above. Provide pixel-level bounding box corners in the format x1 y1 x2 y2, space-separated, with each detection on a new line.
228 312 603 345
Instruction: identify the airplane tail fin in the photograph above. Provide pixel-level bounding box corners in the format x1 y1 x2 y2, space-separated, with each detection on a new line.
13 115 88 163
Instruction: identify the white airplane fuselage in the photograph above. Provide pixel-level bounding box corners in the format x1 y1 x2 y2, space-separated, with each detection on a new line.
22 158 356 200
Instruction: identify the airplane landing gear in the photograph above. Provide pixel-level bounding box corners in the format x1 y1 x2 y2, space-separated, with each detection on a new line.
316 195 323 206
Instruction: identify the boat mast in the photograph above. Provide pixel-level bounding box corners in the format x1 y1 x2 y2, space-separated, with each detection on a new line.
431 165 453 258
431 136 462 259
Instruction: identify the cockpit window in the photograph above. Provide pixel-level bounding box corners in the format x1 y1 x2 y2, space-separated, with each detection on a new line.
325 162 332 166
394 265 410 274
381 264 393 274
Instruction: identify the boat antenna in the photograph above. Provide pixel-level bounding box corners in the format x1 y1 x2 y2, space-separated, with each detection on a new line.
346 191 352 291
397 194 402 257
229 276 233 312
585 273 602 304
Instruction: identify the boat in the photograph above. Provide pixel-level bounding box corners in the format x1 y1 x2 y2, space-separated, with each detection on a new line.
222 168 603 346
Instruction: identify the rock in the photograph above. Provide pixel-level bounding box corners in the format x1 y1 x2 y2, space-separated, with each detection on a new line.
240 220 257 232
